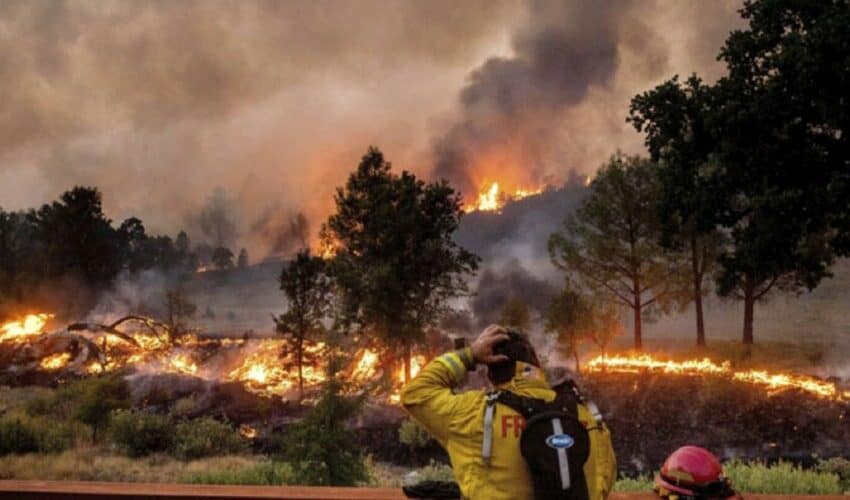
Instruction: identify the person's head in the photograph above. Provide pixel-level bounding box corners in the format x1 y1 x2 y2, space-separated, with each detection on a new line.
654 446 738 500
486 328 541 385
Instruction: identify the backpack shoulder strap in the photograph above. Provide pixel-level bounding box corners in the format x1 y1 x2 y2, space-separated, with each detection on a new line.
494 391 549 419
481 391 500 465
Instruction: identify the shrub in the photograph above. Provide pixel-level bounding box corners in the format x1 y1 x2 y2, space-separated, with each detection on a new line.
109 410 173 457
398 419 433 449
171 417 246 460
409 460 455 483
24 395 54 417
60 375 131 442
277 356 369 486
169 396 199 419
0 419 38 455
181 461 293 485
28 417 84 453
818 457 850 491
614 474 654 492
723 461 841 495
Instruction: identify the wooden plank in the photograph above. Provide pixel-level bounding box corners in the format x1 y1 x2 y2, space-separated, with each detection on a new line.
0 481 845 500
0 480 405 500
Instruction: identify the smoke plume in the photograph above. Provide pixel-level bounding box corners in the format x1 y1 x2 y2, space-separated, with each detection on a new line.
431 0 743 199
0 0 743 259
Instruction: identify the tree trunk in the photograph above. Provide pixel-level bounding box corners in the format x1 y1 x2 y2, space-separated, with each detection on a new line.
633 305 642 350
691 234 706 347
633 276 642 350
742 279 755 345
573 350 581 374
296 337 304 401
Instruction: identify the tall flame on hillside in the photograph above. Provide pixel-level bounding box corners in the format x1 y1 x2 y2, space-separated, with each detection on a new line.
586 354 850 401
464 181 543 213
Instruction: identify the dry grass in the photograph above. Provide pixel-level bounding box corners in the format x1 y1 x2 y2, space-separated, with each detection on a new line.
0 446 260 483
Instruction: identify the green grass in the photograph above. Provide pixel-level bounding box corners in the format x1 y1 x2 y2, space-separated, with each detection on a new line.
725 460 844 495
614 461 847 495
613 474 653 492
0 446 260 483
180 461 294 485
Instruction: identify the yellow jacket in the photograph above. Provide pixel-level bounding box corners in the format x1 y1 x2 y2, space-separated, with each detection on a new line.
401 349 616 500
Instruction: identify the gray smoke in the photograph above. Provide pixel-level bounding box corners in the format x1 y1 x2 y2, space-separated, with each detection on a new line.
432 0 635 196
249 208 310 257
196 187 238 249
431 0 743 198
470 258 558 330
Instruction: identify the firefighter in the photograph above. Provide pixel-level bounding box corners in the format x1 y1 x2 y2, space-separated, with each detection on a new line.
654 446 741 500
401 324 616 500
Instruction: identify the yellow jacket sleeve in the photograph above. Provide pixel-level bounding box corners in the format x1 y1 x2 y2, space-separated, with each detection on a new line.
400 348 476 446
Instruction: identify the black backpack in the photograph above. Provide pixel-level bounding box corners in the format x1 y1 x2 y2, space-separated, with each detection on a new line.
482 384 591 500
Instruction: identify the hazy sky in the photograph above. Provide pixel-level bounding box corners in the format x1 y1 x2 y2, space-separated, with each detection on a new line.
0 0 743 257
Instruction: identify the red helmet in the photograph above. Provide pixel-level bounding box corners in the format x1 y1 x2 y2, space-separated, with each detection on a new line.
654 446 738 499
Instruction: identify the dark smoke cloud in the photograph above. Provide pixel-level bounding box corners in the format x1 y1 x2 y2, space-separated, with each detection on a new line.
431 0 743 198
0 0 743 259
471 258 558 330
0 0 519 243
432 0 636 196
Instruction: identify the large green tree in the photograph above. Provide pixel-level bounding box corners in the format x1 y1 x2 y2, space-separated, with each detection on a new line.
629 75 722 346
707 0 850 343
549 154 684 349
33 187 124 287
323 147 479 379
0 209 40 313
275 249 331 400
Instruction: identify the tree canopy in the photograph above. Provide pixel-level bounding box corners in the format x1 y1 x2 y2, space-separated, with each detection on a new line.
549 154 684 349
322 147 479 378
629 75 721 346
275 249 331 400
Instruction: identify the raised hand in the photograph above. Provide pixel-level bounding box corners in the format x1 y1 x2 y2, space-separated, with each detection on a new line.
470 324 511 365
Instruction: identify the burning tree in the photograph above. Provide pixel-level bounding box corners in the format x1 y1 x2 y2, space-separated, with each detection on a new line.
322 147 479 381
274 249 331 401
163 287 197 344
548 154 686 349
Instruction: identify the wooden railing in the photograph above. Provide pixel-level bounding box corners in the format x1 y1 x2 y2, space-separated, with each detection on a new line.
0 482 846 500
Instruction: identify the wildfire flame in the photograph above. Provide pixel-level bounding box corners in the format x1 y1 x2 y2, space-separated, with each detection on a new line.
464 182 543 213
0 312 425 403
395 355 425 384
352 349 380 380
239 424 258 439
167 353 198 375
586 354 850 401
39 352 71 371
0 313 53 342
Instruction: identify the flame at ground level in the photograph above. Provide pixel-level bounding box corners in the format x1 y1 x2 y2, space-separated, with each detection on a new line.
586 354 850 401
0 313 53 342
39 352 71 371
